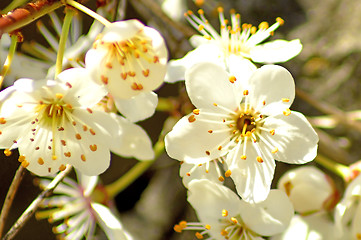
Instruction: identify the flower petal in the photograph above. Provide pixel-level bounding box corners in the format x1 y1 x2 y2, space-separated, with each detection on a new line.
187 179 246 226
113 91 157 122
101 20 144 42
109 114 154 161
185 62 240 110
92 203 133 240
248 65 295 115
240 190 294 236
263 111 318 164
227 143 275 203
57 67 107 107
250 39 302 63
165 111 230 164
165 43 225 83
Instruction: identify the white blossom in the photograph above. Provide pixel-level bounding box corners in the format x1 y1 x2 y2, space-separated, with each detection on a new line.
0 68 118 176
165 7 302 83
37 171 133 240
165 62 318 203
334 174 361 240
271 213 337 240
278 166 339 214
85 19 168 99
174 179 294 239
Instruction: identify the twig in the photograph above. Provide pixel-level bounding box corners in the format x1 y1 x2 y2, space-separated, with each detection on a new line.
1 165 72 240
0 0 65 36
296 87 361 133
131 0 196 38
0 166 25 237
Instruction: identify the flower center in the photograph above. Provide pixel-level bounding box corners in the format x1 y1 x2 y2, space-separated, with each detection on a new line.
236 114 256 135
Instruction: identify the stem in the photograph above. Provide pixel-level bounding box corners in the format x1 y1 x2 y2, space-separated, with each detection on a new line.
0 35 18 88
65 0 111 27
105 140 165 198
0 0 28 15
296 87 361 134
0 0 65 35
315 153 350 180
2 165 72 240
0 166 25 238
54 7 75 78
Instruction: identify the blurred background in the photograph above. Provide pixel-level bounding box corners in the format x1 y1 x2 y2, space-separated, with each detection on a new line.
1 0 361 239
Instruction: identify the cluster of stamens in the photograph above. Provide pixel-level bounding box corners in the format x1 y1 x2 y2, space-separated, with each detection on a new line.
184 7 284 57
94 33 160 91
174 220 211 239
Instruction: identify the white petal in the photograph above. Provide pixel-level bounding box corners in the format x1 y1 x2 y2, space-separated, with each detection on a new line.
263 111 318 164
187 179 246 226
179 162 221 188
161 0 187 21
164 44 225 83
271 213 336 240
351 203 361 240
240 190 294 236
185 62 240 110
165 111 230 164
57 67 107 107
101 20 144 42
248 65 295 115
113 91 157 122
92 203 133 240
109 114 154 161
76 169 99 196
250 39 303 63
227 144 275 203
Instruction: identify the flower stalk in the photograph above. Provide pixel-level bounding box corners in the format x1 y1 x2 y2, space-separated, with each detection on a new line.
105 140 165 198
315 153 350 180
65 0 111 27
54 7 75 78
0 34 18 88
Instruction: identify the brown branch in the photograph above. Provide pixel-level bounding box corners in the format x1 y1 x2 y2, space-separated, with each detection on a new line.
0 166 25 237
1 165 72 240
0 0 65 36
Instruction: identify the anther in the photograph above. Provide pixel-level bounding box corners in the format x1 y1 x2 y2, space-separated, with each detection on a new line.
105 62 112 69
221 230 228 236
219 176 225 182
229 76 236 83
230 217 238 224
208 130 213 133
174 225 183 233
101 75 109 84
222 209 228 217
241 155 247 160
193 109 200 115
243 90 249 95
276 17 284 25
38 157 44 165
75 133 81 140
0 118 7 124
64 152 71 157
258 21 269 29
81 154 86 162
65 82 72 88
205 150 210 155
195 232 204 239
142 69 150 77
218 146 222 150
59 164 66 171
87 108 93 114
188 115 196 123
282 98 290 102
225 170 232 177
4 149 12 156
257 156 264 163
272 147 278 153
90 144 97 151
89 129 96 135
18 155 25 162
205 225 211 230
270 129 275 135
283 108 291 116
217 6 224 13
52 155 57 160
21 160 29 168
55 93 63 99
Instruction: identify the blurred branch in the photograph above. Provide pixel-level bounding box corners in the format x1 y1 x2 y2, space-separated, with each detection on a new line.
130 0 196 38
296 87 361 133
2 165 72 240
0 166 25 237
0 0 65 36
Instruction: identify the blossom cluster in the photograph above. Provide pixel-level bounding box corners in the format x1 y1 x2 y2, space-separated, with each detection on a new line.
1 0 361 240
